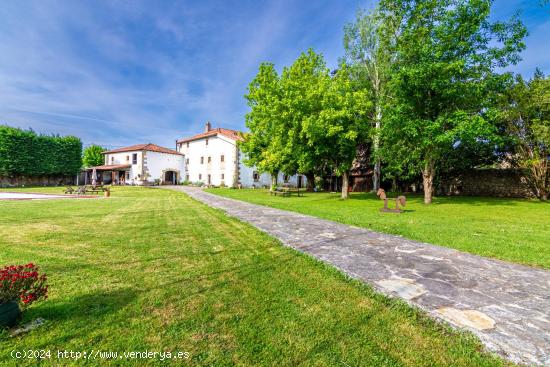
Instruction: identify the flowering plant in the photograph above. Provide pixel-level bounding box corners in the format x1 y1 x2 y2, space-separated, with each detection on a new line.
0 264 48 307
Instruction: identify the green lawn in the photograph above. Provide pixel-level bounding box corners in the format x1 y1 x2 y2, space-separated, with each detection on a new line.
0 187 507 366
206 188 550 269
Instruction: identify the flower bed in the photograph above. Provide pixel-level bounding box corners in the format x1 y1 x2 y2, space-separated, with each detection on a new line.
0 264 48 328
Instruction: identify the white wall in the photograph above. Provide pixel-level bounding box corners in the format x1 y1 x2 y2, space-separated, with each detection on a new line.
238 159 307 188
103 151 184 185
276 171 306 188
145 151 185 184
178 135 238 186
104 151 142 183
239 159 271 187
177 134 307 188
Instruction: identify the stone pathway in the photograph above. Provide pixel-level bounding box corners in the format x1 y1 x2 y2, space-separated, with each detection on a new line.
166 186 550 366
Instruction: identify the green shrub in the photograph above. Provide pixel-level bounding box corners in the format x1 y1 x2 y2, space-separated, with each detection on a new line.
0 125 82 176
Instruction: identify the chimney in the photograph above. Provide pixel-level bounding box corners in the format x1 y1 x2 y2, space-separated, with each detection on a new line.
205 121 211 132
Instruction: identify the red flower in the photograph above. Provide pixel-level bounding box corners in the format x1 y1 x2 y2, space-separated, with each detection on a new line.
0 264 48 307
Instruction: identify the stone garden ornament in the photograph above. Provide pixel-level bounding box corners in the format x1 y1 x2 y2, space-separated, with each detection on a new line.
377 188 406 213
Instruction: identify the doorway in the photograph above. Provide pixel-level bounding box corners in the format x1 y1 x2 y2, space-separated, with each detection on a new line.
164 171 176 185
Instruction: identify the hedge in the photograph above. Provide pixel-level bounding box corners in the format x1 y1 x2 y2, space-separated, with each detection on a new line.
0 125 82 176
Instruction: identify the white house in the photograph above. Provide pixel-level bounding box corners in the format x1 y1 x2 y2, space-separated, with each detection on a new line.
87 143 185 185
176 122 306 188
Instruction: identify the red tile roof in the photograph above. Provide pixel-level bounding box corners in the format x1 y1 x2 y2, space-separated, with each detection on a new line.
87 164 131 171
102 143 183 155
177 128 244 144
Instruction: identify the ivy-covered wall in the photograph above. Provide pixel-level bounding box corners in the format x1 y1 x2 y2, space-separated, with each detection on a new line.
0 125 82 177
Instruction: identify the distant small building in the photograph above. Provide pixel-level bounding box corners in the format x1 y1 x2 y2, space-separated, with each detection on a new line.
321 144 373 192
87 144 185 185
176 122 306 188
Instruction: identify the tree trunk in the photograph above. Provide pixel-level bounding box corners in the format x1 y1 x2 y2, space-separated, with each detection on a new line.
341 171 350 199
529 159 548 201
306 172 315 191
372 102 382 192
373 160 381 192
422 159 435 204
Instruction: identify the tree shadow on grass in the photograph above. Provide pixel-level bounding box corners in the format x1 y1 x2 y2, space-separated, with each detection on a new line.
348 193 547 207
30 288 138 323
425 195 548 207
8 288 139 346
396 193 547 207
347 193 379 200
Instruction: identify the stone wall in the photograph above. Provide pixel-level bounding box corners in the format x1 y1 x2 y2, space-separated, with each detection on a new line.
0 175 76 188
351 175 372 192
438 169 534 198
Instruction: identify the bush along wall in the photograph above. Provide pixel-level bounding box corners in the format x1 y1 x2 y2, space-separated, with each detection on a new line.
0 125 82 180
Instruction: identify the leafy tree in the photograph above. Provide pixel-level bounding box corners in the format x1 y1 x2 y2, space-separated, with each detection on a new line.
378 0 527 203
240 63 284 188
498 71 550 200
278 49 329 190
82 144 106 168
242 51 371 197
343 6 393 191
302 63 371 198
275 50 371 197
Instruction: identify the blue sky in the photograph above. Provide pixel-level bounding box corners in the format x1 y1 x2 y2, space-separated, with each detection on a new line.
0 0 548 149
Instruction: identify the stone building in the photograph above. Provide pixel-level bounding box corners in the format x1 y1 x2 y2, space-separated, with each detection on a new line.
88 144 185 185
176 122 307 188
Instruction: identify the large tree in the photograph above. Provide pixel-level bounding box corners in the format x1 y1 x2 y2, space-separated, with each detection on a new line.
302 63 371 198
242 51 370 197
498 71 550 200
379 0 526 204
82 144 105 168
278 49 329 191
343 7 393 191
240 63 284 188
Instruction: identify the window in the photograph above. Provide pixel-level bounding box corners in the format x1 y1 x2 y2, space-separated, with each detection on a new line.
185 174 189 181
221 155 224 162
111 157 114 163
126 155 129 161
200 156 204 164
207 156 211 163
283 174 290 183
221 173 224 180
253 171 260 182
132 153 137 164
205 138 208 146
185 158 189 164
125 172 130 180
186 142 189 148
199 174 202 180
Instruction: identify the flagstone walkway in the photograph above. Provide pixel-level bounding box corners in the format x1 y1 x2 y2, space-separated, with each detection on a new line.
166 186 550 365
